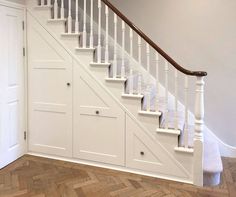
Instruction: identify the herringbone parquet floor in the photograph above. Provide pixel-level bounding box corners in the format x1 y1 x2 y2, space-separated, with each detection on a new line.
0 155 235 197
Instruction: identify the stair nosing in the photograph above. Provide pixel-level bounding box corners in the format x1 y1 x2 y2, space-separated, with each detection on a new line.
34 5 53 9
47 19 67 23
122 93 144 99
156 128 181 135
105 77 127 82
174 147 194 154
139 110 161 117
61 33 81 36
75 47 96 52
90 62 111 67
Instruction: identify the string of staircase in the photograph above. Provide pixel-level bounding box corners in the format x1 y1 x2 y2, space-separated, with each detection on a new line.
36 0 209 186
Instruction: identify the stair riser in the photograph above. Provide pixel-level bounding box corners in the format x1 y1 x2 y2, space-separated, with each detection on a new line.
75 51 94 65
47 22 66 36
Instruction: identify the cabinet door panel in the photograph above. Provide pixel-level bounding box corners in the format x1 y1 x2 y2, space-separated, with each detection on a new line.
73 63 125 166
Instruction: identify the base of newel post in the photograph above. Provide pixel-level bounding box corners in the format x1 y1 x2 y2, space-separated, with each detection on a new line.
193 130 204 186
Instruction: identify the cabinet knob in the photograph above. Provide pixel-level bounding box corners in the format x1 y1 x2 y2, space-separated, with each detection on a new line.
140 151 144 156
67 83 71 87
95 110 100 115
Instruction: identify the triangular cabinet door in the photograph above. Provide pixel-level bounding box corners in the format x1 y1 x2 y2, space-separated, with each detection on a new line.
126 115 191 181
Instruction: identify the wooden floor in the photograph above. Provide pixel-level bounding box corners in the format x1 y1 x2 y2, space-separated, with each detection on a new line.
0 155 235 197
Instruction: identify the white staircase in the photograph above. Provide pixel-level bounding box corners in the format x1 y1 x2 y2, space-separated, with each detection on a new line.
26 0 222 186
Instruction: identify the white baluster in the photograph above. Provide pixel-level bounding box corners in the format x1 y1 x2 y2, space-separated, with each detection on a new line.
47 0 50 6
54 0 58 19
129 69 133 94
90 0 94 48
105 6 109 63
121 21 125 79
146 85 151 111
155 52 159 112
138 74 142 95
83 0 87 48
138 36 142 64
41 0 44 6
97 0 102 62
174 70 178 130
113 13 118 78
184 76 189 147
130 28 133 57
60 0 64 19
67 0 72 33
146 43 150 74
75 0 79 33
165 60 169 129
193 76 205 186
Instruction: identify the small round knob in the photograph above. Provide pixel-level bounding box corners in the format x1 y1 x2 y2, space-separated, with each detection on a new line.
67 83 71 87
140 151 144 156
95 110 100 115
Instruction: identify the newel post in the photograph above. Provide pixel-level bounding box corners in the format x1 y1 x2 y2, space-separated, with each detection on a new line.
193 76 205 186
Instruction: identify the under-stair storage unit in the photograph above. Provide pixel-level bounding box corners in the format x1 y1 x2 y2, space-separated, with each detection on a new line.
25 0 223 187
73 62 125 166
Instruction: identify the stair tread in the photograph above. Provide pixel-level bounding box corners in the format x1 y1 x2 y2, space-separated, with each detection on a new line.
122 93 144 99
61 32 81 36
48 19 67 22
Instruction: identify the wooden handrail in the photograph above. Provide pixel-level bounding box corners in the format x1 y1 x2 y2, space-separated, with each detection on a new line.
101 0 207 77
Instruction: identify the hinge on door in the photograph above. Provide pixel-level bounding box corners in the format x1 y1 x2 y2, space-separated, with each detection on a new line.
24 131 27 140
22 21 25 30
23 47 25 57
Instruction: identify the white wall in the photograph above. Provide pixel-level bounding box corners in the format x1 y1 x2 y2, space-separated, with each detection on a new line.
109 0 236 147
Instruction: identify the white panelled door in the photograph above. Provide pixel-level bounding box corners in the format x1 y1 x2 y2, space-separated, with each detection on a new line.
0 5 25 169
27 13 73 157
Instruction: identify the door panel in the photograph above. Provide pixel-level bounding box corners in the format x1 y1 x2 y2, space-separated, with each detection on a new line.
27 13 72 157
73 63 125 166
0 5 25 169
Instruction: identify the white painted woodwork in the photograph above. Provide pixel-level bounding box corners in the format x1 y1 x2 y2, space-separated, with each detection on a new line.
60 0 64 19
121 21 125 78
138 74 142 95
0 6 25 169
75 0 79 33
53 0 58 19
164 60 169 129
90 0 94 48
97 0 101 62
146 86 151 111
129 28 133 57
73 64 125 166
27 13 72 157
126 115 191 180
83 0 87 47
67 0 72 33
113 13 117 78
174 70 178 130
193 76 205 186
184 76 189 148
138 36 142 64
129 69 134 94
146 43 150 74
41 0 44 6
47 0 50 6
155 53 159 112
25 1 205 185
105 5 109 63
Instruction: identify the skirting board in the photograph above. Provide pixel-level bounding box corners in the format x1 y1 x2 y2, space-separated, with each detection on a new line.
27 152 193 185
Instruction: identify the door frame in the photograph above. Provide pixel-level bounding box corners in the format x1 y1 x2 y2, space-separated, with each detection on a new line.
0 0 27 156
